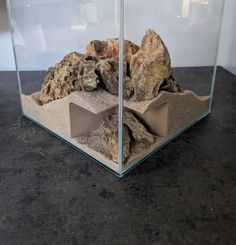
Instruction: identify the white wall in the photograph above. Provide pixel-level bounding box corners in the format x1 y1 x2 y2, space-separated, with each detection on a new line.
0 0 235 73
218 0 236 75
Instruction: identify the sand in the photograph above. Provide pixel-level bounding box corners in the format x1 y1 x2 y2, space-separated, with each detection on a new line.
21 88 210 173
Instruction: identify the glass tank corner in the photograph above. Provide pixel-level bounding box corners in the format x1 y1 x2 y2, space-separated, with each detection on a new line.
7 0 225 176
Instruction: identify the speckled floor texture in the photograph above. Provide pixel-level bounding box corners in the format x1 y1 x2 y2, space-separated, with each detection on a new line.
0 67 235 245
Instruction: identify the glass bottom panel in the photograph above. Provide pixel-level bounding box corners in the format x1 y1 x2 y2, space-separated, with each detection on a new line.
20 67 213 176
122 111 210 176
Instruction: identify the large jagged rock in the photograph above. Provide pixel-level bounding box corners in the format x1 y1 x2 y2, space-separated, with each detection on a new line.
86 38 139 63
39 52 100 104
77 111 155 163
130 29 173 101
123 111 155 145
39 52 85 104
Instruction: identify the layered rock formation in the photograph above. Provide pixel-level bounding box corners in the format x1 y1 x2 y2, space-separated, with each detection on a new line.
22 28 216 167
77 111 155 163
39 29 183 105
39 42 138 104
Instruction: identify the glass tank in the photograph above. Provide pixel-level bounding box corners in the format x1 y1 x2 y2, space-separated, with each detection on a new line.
7 0 225 177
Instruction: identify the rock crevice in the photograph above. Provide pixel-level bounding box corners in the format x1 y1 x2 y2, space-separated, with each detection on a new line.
77 111 155 163
39 29 183 105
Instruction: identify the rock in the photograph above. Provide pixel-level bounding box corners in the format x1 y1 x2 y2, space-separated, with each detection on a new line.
124 77 134 99
124 40 140 63
78 113 131 162
77 111 155 163
86 38 118 60
124 111 155 145
39 65 81 104
86 38 139 63
39 52 85 104
39 52 101 104
39 77 71 104
39 29 183 104
100 114 130 162
96 59 119 95
130 29 172 101
78 60 99 91
160 76 184 93
57 51 86 67
96 58 134 99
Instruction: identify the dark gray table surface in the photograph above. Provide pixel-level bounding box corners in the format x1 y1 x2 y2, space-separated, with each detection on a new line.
0 67 235 245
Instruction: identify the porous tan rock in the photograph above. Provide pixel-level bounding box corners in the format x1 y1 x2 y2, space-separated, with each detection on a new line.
39 52 85 104
130 29 172 101
124 40 140 63
56 51 86 67
39 77 71 105
39 52 101 104
86 38 139 63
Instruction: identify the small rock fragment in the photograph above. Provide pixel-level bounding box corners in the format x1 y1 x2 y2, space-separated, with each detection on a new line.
160 76 184 93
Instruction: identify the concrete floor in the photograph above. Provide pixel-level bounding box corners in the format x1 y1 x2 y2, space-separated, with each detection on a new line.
0 67 235 245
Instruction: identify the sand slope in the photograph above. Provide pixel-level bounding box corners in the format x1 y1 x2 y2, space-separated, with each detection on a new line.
22 89 210 172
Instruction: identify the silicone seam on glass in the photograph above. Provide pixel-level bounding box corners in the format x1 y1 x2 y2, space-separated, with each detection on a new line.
118 0 125 176
5 0 23 114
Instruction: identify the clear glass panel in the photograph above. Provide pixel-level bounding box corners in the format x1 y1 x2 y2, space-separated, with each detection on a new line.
7 0 125 176
7 0 225 176
122 0 225 174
